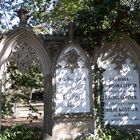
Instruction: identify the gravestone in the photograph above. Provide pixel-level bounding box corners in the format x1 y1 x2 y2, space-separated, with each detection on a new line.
55 50 91 114
53 43 94 139
98 34 140 126
103 58 140 125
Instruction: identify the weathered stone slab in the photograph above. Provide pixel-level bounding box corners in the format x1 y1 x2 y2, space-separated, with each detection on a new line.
103 58 140 125
98 34 140 126
55 43 92 115
55 67 90 114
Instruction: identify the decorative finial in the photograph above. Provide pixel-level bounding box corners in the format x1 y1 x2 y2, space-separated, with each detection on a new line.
16 6 30 25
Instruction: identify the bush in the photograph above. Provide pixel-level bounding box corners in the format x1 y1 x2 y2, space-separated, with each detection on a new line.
75 126 140 140
103 126 140 140
0 125 42 140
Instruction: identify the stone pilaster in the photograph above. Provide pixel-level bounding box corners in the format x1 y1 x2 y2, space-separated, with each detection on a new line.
43 74 53 140
0 81 1 131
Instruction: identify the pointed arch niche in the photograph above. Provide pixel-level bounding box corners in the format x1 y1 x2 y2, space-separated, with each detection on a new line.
0 27 53 137
0 28 51 74
55 41 92 115
98 34 140 126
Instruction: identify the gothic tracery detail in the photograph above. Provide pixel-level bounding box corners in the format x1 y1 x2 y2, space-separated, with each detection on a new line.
103 43 135 70
10 41 41 72
56 49 88 71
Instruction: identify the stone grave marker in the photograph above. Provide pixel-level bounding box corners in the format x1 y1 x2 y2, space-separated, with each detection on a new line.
55 58 90 114
99 35 140 126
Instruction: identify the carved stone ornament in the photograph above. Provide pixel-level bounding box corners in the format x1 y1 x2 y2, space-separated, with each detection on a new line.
10 41 41 72
105 43 135 70
56 49 87 72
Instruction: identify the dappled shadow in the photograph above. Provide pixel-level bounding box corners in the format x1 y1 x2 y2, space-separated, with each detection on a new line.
55 47 91 115
100 54 140 125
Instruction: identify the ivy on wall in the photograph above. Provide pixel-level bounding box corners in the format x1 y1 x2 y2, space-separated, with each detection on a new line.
92 63 105 130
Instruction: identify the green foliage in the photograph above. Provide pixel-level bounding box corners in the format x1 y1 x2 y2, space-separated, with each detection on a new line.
2 125 139 140
6 61 44 89
96 126 140 140
49 0 83 34
2 61 44 118
75 126 140 140
48 0 140 36
74 0 139 42
1 93 13 118
1 0 139 38
0 0 53 32
1 88 31 118
0 0 139 46
0 125 42 140
46 0 140 48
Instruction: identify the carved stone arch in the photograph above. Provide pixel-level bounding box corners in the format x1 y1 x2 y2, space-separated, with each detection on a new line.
120 34 140 71
55 41 93 114
0 27 53 139
0 27 51 74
